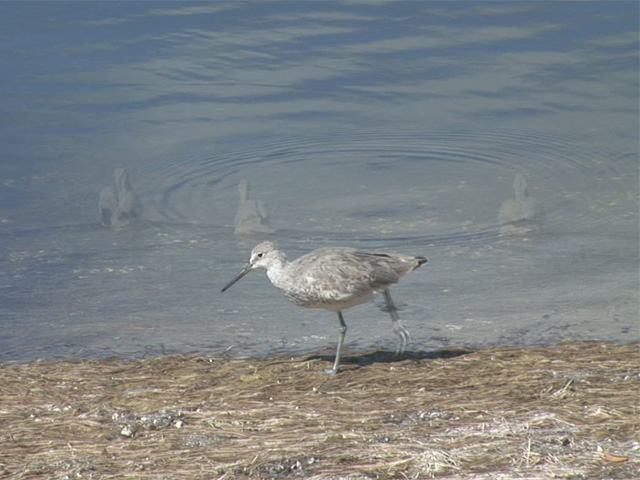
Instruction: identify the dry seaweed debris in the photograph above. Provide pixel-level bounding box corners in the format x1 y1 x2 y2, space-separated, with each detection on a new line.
0 341 638 480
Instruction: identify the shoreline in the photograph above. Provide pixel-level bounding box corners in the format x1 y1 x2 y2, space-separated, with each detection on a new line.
1 341 637 479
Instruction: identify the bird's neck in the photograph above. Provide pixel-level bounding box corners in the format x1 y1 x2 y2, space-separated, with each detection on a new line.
265 255 290 290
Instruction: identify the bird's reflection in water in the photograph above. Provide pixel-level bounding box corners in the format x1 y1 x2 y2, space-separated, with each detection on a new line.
498 174 542 236
233 179 274 235
98 168 143 228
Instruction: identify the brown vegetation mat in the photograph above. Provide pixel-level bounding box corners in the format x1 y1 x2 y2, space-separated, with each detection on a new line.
0 341 638 479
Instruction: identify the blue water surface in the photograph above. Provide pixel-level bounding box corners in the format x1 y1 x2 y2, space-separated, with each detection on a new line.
0 1 638 362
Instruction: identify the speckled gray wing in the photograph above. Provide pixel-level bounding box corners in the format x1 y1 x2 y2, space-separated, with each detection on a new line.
281 248 424 308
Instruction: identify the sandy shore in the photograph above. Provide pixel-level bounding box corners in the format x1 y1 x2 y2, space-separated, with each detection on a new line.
1 341 637 479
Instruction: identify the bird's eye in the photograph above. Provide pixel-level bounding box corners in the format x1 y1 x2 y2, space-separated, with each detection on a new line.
256 252 264 258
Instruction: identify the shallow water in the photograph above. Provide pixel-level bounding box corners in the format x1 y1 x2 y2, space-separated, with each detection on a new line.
1 2 638 362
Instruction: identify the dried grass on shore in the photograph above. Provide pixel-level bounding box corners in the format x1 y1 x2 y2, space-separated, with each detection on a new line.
0 341 638 479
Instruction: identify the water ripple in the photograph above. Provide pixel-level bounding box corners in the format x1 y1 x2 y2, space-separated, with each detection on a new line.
133 128 635 248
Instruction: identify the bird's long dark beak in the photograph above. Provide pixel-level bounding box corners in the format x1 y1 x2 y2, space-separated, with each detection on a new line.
221 264 253 292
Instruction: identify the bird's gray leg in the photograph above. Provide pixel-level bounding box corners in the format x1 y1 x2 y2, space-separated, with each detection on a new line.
383 288 411 354
326 311 347 374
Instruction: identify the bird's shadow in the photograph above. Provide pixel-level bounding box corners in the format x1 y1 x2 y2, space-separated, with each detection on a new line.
307 347 474 369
